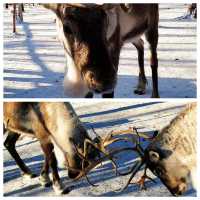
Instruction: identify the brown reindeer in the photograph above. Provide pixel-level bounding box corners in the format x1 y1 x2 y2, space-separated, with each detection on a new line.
4 102 152 194
42 4 159 98
4 102 127 194
187 4 197 18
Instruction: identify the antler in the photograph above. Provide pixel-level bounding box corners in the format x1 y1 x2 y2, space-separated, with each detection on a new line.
70 127 152 187
92 126 156 192
70 136 120 186
103 126 153 143
78 126 146 175
116 128 157 192
74 147 137 181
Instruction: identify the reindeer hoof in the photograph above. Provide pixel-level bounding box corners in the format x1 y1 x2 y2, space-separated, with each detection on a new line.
53 182 71 195
39 174 52 187
42 181 52 188
151 94 160 98
61 187 72 194
134 89 145 95
85 92 94 98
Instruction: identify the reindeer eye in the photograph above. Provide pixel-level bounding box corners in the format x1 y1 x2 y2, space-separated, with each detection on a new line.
155 167 165 177
180 177 186 183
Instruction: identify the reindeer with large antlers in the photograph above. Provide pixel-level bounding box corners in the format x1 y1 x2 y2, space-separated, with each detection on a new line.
145 103 197 196
114 103 197 196
4 102 109 194
4 102 146 194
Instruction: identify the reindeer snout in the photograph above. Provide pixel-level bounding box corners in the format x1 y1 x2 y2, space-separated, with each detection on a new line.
85 71 96 88
68 170 80 179
84 70 116 93
171 183 187 196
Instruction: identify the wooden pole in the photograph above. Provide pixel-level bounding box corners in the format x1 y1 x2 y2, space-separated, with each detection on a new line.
13 4 16 33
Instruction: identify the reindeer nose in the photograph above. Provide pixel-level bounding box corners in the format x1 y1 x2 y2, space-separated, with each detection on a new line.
85 71 101 91
86 71 95 81
177 183 187 194
84 70 115 93
85 71 95 85
68 170 80 179
172 183 187 196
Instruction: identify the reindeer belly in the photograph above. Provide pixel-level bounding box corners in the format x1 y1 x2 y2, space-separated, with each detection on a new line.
119 8 147 43
4 103 36 136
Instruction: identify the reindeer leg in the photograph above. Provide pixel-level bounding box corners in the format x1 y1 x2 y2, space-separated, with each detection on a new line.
145 24 159 98
4 131 37 179
40 142 70 195
85 92 94 98
102 91 114 98
21 4 24 12
133 38 147 95
39 156 52 187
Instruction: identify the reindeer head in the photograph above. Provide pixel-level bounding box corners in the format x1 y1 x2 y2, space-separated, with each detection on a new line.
145 147 190 196
67 135 100 179
53 124 100 180
43 4 117 97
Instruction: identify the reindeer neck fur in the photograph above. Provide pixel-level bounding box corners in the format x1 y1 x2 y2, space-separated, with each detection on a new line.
39 103 89 167
4 102 89 168
155 104 196 152
56 17 89 97
152 103 196 170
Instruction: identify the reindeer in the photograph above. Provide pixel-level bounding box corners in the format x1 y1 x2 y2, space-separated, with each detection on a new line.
145 103 197 195
188 4 197 18
42 4 159 98
117 103 197 196
4 102 129 194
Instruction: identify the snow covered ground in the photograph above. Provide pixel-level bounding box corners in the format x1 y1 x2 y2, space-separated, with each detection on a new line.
3 102 196 196
3 4 197 98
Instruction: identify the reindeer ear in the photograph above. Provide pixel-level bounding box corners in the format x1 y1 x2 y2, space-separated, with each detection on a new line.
149 150 160 163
